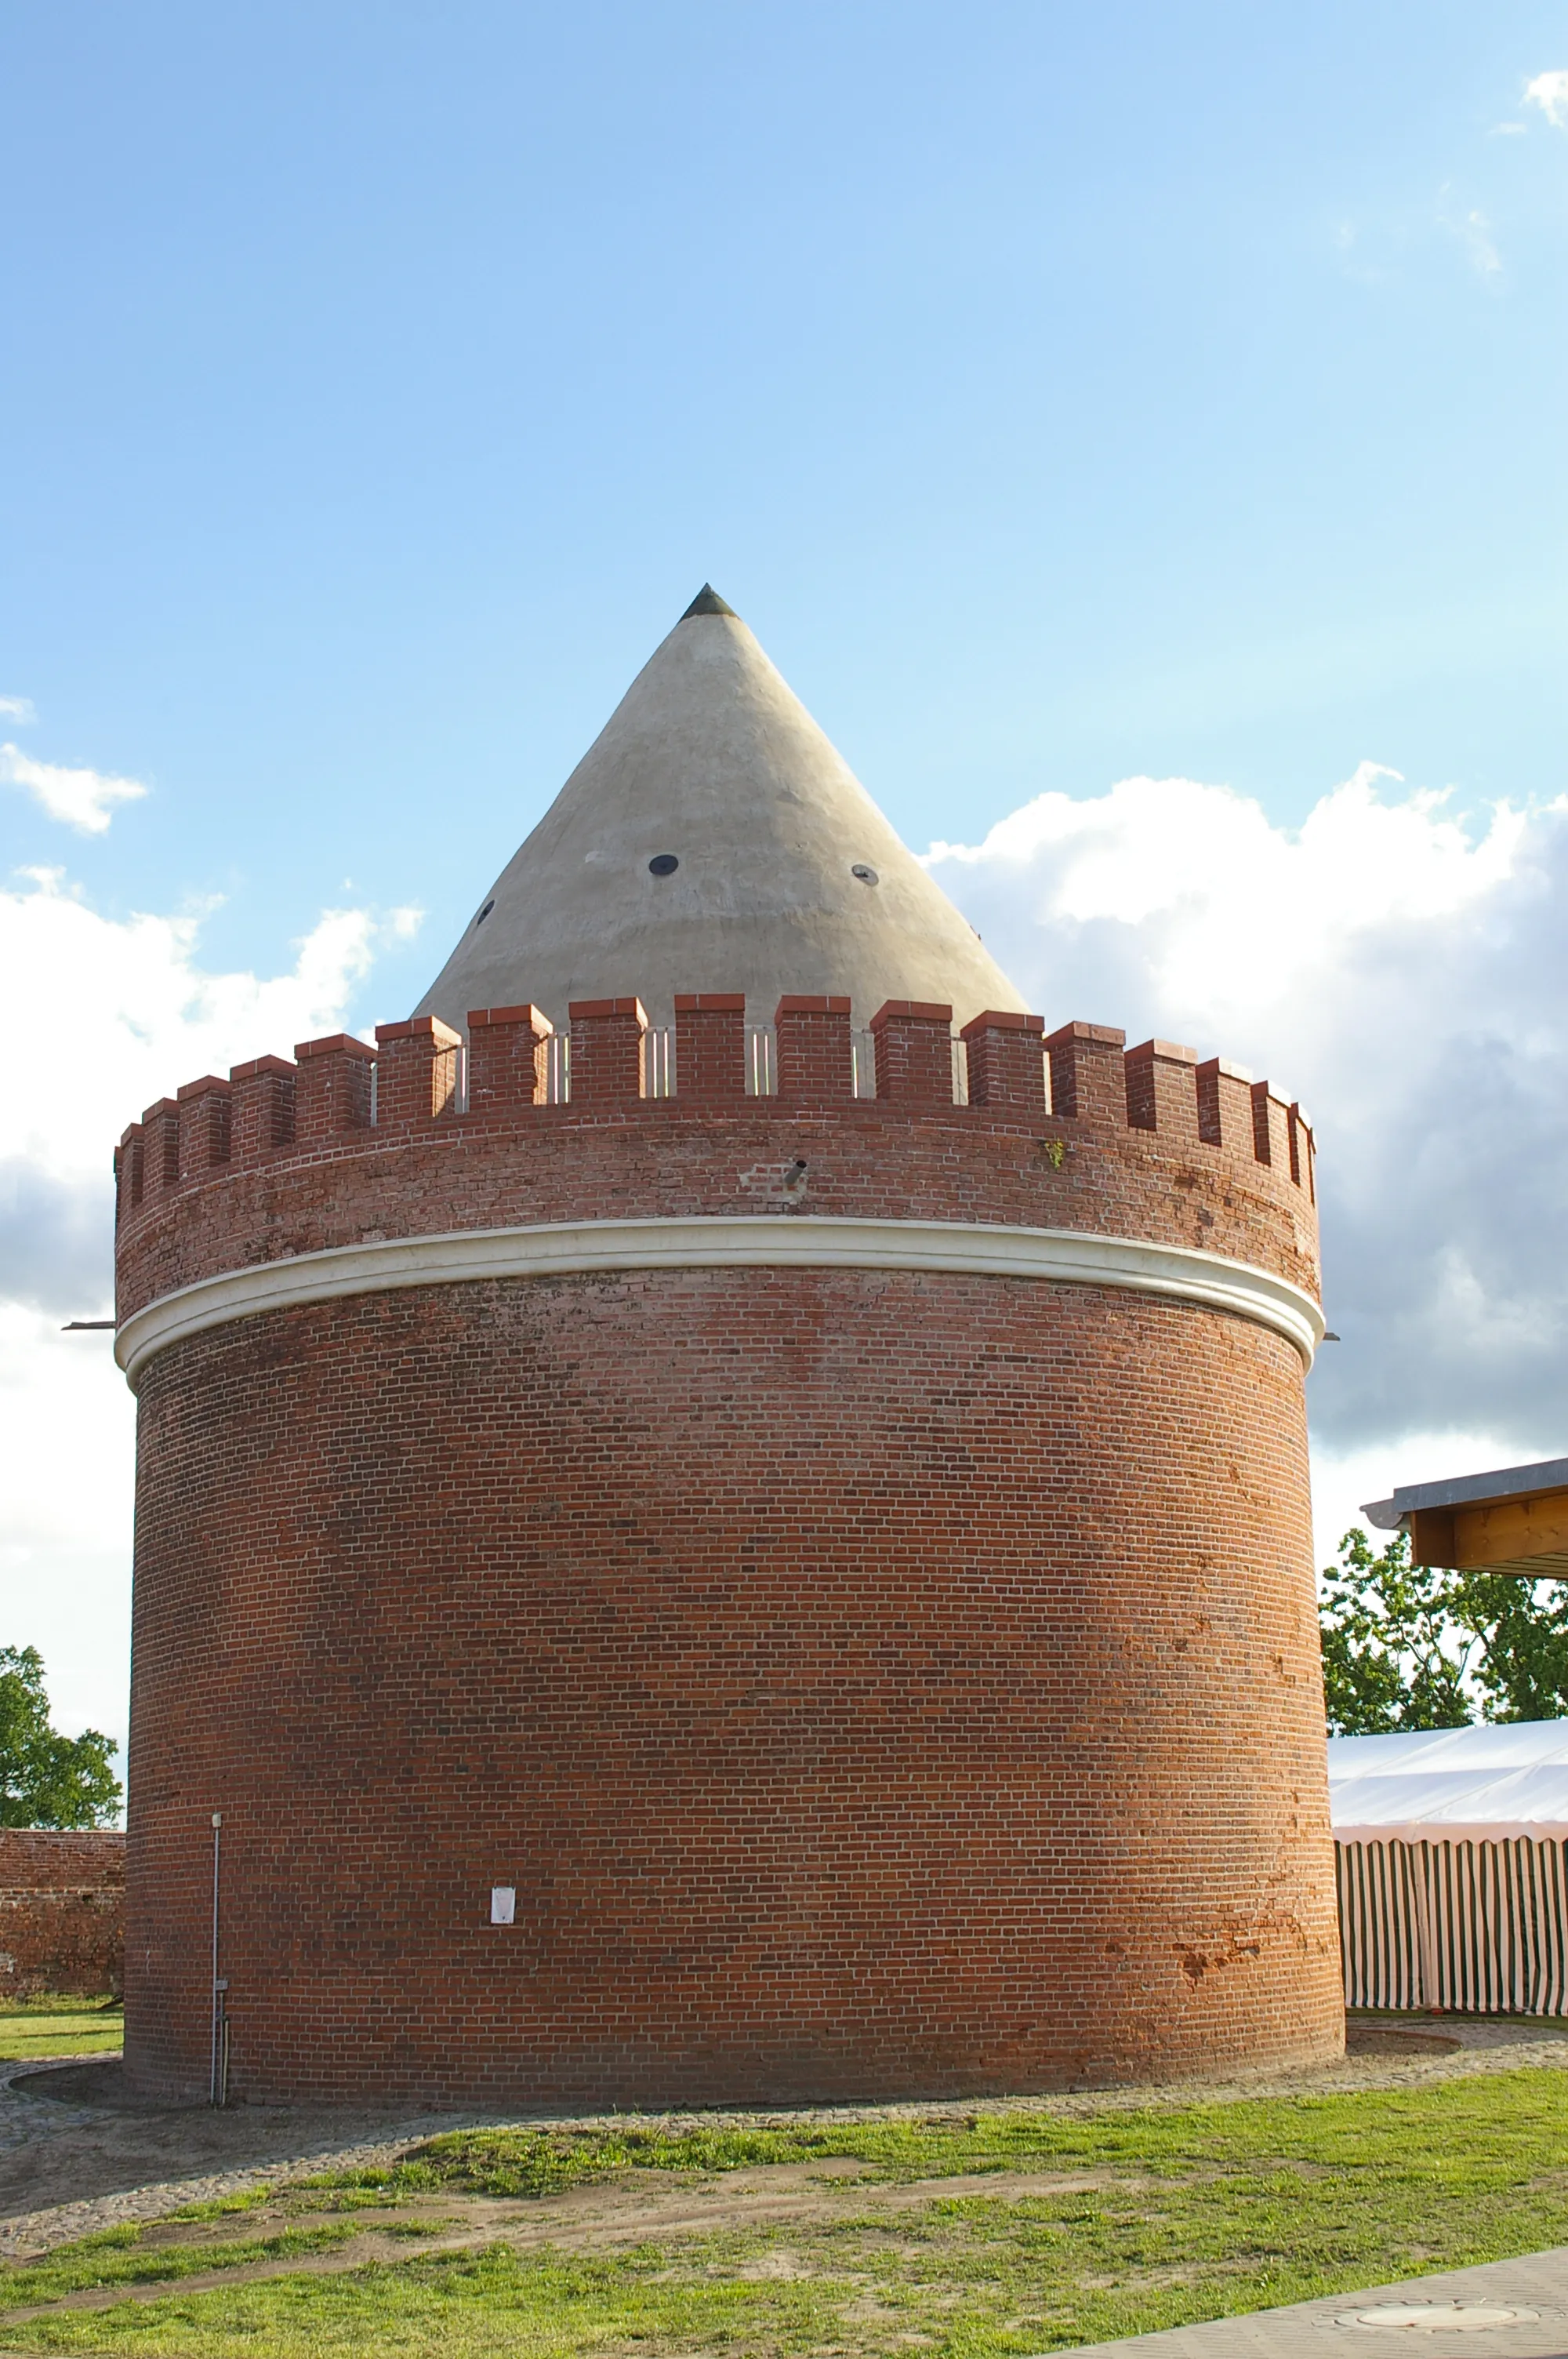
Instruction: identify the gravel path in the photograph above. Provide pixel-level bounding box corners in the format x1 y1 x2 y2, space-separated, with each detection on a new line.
5 2016 1568 2263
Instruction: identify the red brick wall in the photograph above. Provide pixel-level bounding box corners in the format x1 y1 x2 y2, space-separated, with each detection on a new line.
118 998 1338 2106
0 1830 125 1999
124 1270 1340 2106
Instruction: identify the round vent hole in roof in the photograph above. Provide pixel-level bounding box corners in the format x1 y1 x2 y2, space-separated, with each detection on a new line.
851 863 879 885
648 854 680 877
474 900 495 927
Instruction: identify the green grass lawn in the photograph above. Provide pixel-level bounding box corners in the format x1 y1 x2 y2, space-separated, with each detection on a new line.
7 2065 1568 2357
0 1995 122 2063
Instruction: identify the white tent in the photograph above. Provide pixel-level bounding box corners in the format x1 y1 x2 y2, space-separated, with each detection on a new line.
1329 1721 1568 1847
1327 1722 1568 2016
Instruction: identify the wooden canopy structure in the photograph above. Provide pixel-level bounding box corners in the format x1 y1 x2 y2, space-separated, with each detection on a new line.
1344 1457 1568 2015
1363 1456 1568 1578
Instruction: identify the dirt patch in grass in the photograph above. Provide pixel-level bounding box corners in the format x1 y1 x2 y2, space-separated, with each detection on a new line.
1345 2026 1463 2058
8 2067 1568 2356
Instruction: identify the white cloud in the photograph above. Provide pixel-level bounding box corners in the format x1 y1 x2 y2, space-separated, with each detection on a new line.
1457 210 1501 276
0 1303 133 1747
0 871 400 1193
1524 69 1568 128
0 871 419 1756
927 765 1568 1474
1435 189 1502 278
0 696 36 723
1490 122 1527 137
1 743 148 833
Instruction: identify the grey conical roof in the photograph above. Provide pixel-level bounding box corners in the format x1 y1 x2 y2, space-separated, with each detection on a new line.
414 591 1028 1034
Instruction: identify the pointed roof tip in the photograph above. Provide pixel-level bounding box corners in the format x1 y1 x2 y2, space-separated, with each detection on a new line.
413 581 1031 1035
681 583 739 621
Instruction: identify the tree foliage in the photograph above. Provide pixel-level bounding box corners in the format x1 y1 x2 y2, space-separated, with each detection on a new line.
0 1646 122 1827
1320 1528 1568 1735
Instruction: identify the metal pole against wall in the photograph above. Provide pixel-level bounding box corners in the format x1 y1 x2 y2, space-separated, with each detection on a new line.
209 1812 223 2106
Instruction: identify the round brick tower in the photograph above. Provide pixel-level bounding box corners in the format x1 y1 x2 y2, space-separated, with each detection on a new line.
114 591 1343 2106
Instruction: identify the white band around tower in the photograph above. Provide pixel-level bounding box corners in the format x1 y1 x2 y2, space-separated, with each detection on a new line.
114 1215 1323 1387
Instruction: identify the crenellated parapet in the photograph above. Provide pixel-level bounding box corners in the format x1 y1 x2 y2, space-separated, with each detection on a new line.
114 990 1319 1343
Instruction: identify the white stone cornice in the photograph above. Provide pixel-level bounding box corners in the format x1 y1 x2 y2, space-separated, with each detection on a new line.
116 1215 1323 1388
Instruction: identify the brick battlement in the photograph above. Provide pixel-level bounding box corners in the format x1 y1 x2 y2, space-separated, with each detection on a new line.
114 993 1317 1328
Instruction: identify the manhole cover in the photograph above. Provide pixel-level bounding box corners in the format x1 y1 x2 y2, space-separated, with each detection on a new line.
1337 2303 1541 2332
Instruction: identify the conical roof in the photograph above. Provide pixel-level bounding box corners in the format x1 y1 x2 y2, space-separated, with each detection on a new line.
414 589 1028 1035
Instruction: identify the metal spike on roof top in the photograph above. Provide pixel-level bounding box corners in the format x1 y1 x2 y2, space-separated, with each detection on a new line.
681 583 738 620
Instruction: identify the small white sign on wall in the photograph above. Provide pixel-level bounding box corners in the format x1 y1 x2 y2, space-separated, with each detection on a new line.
490 1885 516 1925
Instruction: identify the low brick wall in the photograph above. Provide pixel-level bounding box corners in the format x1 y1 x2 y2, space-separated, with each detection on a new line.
0 1830 125 1999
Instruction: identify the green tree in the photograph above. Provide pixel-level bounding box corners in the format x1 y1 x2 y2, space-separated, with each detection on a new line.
1458 1568 1568 1722
0 1646 122 1827
1319 1527 1474 1735
1320 1528 1568 1735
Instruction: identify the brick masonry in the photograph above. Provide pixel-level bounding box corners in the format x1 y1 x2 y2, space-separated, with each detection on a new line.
0 1830 125 1999
116 996 1341 2105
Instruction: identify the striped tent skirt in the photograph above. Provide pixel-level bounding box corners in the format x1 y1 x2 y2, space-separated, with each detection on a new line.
1337 1837 1568 2015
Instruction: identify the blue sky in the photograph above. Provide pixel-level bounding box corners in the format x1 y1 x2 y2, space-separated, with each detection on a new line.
2 3 1566 1753
3 2 1563 1014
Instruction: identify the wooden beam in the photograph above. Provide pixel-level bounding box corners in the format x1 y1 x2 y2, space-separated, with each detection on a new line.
1447 1488 1568 1571
1410 1507 1455 1568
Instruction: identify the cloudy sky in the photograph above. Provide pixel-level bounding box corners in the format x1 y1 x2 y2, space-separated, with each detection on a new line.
2 5 1564 1761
